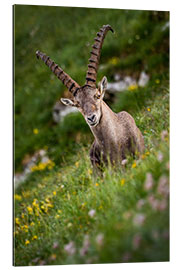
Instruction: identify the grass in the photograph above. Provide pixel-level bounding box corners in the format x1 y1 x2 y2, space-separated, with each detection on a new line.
14 5 169 266
14 82 169 265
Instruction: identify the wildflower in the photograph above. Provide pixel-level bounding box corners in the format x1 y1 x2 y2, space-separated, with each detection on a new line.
75 161 79 168
136 199 145 209
147 107 151 112
96 233 104 247
32 235 38 240
15 217 20 225
55 214 60 219
120 178 125 186
132 234 141 250
132 162 136 168
95 183 99 187
61 185 64 189
67 222 72 228
30 222 35 226
121 159 128 166
21 213 25 219
141 154 146 159
58 210 62 214
53 191 57 196
14 194 22 201
144 172 154 191
145 151 150 156
25 239 30 245
161 130 168 141
49 254 56 261
33 128 39 135
80 235 90 256
64 241 76 255
133 213 145 226
157 175 169 198
88 169 92 175
88 209 96 218
148 194 159 210
157 151 164 162
109 56 119 65
155 79 160 84
27 206 33 215
53 241 59 249
157 199 167 211
128 84 138 91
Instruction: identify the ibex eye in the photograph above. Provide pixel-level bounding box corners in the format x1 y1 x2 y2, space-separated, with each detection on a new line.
95 94 101 99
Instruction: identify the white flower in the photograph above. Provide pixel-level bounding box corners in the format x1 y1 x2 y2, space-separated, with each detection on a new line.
88 209 96 218
157 175 169 198
121 159 128 166
144 172 154 191
96 233 104 247
133 213 145 226
64 241 76 255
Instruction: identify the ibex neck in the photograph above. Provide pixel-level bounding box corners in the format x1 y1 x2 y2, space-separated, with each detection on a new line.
90 101 117 148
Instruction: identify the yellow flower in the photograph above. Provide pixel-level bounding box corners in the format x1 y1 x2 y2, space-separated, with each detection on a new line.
132 162 137 168
145 151 150 156
25 239 30 245
21 213 25 219
53 191 56 196
120 178 125 186
109 57 119 65
33 128 39 135
147 107 151 112
27 206 33 215
32 199 38 207
15 217 20 225
58 210 62 214
55 214 60 219
88 169 92 175
75 161 79 168
14 194 22 201
155 79 160 84
95 183 99 187
30 222 35 226
32 235 38 240
128 84 138 91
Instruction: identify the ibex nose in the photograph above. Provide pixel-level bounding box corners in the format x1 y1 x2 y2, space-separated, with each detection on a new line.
87 114 96 123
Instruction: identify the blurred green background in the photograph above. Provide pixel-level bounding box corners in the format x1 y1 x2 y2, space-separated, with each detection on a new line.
14 5 169 172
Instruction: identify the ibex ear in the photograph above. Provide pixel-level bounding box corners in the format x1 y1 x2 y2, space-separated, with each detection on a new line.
61 98 75 106
99 76 107 96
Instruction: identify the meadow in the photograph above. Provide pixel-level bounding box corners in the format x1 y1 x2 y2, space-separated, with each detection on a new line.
14 5 169 266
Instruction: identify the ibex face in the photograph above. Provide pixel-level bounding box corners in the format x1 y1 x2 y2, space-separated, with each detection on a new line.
61 76 107 127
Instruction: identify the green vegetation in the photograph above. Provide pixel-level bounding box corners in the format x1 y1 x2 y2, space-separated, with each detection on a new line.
14 5 169 266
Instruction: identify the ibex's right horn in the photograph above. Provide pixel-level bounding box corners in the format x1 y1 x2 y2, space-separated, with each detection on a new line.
36 50 80 95
85 25 114 88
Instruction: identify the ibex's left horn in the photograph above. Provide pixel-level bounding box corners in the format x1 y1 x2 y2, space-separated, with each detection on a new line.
36 50 80 95
85 25 114 88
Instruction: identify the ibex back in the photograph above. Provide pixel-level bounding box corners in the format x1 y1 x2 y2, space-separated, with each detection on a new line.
36 25 145 169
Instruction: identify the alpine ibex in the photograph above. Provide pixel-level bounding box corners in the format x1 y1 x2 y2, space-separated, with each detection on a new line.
36 25 145 169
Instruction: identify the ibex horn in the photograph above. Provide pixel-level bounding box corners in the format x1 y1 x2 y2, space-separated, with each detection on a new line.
36 50 80 94
85 24 114 88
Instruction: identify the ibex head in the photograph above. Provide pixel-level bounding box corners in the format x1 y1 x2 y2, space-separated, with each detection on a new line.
36 25 113 127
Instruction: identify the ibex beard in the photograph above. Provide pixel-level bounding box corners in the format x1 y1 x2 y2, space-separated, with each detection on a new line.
36 24 145 170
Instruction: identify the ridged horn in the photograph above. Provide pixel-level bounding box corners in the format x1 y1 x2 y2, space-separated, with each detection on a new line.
85 24 114 88
36 50 80 94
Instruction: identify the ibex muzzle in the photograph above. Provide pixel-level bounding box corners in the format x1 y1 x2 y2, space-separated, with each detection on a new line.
36 25 145 169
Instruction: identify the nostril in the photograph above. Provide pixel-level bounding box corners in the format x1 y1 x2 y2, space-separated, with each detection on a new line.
87 114 96 122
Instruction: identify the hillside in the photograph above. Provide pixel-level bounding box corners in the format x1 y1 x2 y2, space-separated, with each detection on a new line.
14 5 169 266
